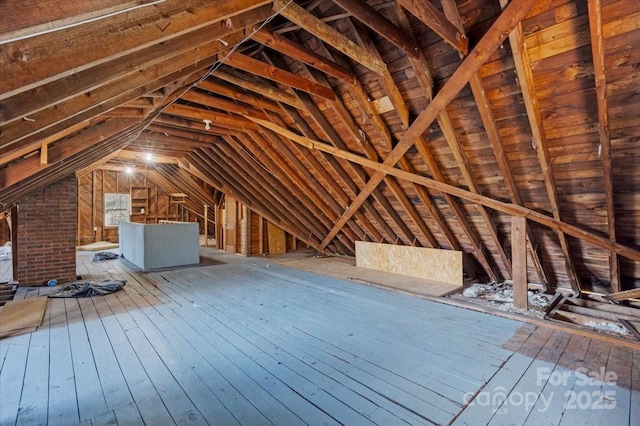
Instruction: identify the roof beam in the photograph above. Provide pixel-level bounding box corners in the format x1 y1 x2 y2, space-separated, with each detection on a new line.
247 117 640 264
1 7 272 126
272 0 387 76
0 1 165 44
275 106 384 243
587 0 619 292
391 4 504 281
317 0 539 250
331 0 420 59
0 0 271 99
442 0 549 287
1 50 218 150
252 28 354 82
225 53 336 100
214 68 304 109
499 0 581 292
197 79 283 113
0 118 137 188
396 0 468 55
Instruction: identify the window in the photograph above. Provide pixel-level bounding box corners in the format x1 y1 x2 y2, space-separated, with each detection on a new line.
104 193 130 227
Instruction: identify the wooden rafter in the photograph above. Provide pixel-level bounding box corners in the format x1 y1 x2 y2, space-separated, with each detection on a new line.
0 0 271 99
251 28 354 82
317 0 539 250
246 116 640 264
197 79 283 113
225 53 336 100
213 68 304 109
272 0 387 76
275 106 385 243
587 0 619 292
331 0 420 59
395 0 468 55
0 118 137 188
0 8 271 126
499 0 581 292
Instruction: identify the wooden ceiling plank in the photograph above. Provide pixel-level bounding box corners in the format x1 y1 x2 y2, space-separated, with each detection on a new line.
396 0 468 55
252 28 354 82
214 69 304 109
0 121 90 168
500 0 581 292
0 120 145 204
1 0 271 99
331 0 419 59
347 21 411 128
246 117 640 264
272 0 387 76
225 53 336 100
441 0 549 287
587 0 619 293
316 0 539 250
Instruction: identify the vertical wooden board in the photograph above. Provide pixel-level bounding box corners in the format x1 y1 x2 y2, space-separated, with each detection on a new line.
224 198 237 254
95 170 105 241
267 222 286 255
355 241 463 285
512 216 528 310
250 210 261 255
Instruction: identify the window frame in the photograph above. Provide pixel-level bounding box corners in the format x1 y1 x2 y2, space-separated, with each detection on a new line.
104 193 130 228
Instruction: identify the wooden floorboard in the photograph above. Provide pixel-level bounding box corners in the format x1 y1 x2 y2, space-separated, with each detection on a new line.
1 249 638 425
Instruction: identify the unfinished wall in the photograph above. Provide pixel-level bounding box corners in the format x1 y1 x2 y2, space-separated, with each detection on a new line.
17 176 77 286
77 170 180 244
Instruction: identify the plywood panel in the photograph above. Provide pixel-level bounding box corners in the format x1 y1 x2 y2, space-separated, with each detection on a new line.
356 241 463 285
267 222 286 255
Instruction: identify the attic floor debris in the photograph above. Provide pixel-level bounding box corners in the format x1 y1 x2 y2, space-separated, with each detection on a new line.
450 281 640 342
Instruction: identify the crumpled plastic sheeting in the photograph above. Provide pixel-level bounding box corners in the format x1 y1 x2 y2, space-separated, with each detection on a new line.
92 251 119 261
48 280 127 298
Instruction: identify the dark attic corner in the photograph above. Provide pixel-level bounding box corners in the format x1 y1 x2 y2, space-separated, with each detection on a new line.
0 0 639 425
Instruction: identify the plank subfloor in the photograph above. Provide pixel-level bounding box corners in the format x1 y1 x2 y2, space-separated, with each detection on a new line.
0 249 638 425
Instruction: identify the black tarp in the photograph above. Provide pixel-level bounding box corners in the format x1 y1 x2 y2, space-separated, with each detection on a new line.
48 280 127 298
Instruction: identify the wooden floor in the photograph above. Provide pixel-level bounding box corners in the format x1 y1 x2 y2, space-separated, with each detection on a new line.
0 249 638 425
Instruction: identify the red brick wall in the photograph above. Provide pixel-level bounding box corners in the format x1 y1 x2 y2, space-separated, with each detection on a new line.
16 176 78 286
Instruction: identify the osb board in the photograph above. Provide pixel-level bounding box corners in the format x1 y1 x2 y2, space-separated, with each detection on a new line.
356 241 463 285
267 222 286 255
0 296 47 338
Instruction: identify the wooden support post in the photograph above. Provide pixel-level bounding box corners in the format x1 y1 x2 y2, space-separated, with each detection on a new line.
512 216 528 310
203 204 209 248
